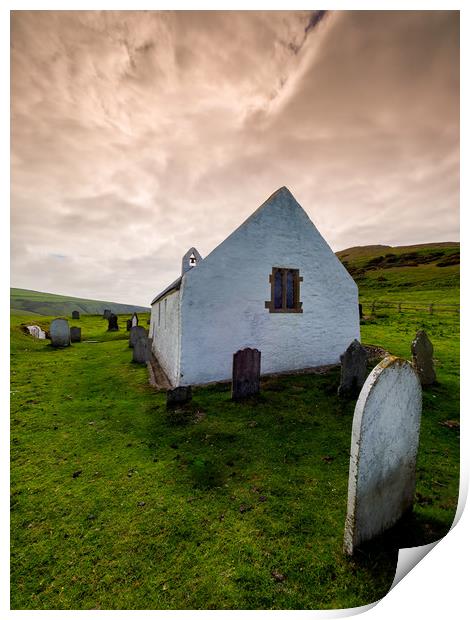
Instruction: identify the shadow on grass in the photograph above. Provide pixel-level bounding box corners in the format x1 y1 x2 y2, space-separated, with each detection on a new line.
352 508 452 566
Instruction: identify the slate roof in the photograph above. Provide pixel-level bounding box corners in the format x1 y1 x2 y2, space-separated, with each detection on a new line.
150 276 182 305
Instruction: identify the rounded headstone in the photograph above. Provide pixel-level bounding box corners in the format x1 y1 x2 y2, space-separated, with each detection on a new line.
72 310 80 320
344 357 422 555
50 318 71 348
129 326 147 348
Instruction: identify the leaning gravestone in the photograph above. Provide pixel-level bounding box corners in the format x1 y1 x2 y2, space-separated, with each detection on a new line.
72 310 80 320
126 319 132 331
107 313 119 331
50 318 71 348
129 325 147 348
411 330 436 386
167 386 192 408
338 339 368 398
70 327 81 343
132 336 150 363
131 312 139 327
232 348 261 400
103 309 111 319
343 357 422 555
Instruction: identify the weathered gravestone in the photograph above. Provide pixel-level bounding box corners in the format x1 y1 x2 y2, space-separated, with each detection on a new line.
70 327 82 343
232 348 261 400
103 309 111 320
107 313 119 331
50 318 71 348
358 303 363 319
126 319 132 331
411 329 436 386
72 310 80 320
129 325 147 348
338 339 368 398
167 386 192 408
131 312 139 327
343 357 422 555
132 336 150 363
26 325 46 339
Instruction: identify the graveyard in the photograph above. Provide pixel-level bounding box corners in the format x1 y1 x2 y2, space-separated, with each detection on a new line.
10 302 459 609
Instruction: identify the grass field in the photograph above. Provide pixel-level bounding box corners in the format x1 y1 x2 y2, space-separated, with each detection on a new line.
336 242 459 304
10 300 459 609
10 288 149 317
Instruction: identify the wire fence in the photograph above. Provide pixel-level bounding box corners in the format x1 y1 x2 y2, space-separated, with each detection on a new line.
359 300 460 316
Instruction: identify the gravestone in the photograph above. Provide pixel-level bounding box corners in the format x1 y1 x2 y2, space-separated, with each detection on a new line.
50 318 71 348
26 325 46 339
126 319 132 331
358 303 363 319
411 330 436 386
232 348 261 400
338 339 368 398
103 309 111 319
107 313 119 331
129 325 147 348
167 386 192 408
132 335 150 363
343 357 422 555
72 310 80 320
131 312 139 327
70 327 82 343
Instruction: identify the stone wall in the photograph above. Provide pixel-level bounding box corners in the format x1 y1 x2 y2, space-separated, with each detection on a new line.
150 289 181 386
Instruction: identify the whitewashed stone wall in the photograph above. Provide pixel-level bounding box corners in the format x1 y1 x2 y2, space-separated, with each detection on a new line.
150 290 181 386
344 357 422 555
177 187 359 386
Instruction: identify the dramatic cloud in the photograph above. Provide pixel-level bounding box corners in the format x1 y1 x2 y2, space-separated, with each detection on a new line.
11 10 459 306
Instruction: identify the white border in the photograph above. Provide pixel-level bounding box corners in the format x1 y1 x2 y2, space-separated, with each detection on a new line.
4 2 466 618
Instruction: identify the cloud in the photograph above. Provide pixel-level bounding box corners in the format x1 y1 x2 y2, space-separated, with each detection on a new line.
11 10 459 306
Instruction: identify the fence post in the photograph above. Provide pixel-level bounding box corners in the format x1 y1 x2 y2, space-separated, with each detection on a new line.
371 300 376 314
398 303 401 313
429 303 434 315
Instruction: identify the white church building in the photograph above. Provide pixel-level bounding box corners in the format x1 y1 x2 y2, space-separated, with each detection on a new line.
149 187 360 387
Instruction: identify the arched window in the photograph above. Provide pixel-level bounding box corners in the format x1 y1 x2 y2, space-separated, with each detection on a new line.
265 267 303 313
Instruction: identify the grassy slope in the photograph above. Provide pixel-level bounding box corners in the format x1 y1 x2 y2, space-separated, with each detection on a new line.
10 304 459 609
336 243 459 304
10 288 150 317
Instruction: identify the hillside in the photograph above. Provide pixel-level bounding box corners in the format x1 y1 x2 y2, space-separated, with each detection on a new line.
336 242 459 304
10 288 150 317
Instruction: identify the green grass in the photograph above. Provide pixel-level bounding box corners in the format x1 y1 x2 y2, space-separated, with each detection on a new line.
10 288 150 317
10 306 459 609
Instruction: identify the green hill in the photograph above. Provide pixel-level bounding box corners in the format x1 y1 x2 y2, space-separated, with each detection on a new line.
336 242 459 304
10 288 150 317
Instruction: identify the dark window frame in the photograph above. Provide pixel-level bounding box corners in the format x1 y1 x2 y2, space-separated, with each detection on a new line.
265 267 303 313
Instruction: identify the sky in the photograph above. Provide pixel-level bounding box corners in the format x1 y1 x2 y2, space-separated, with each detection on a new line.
11 10 459 306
